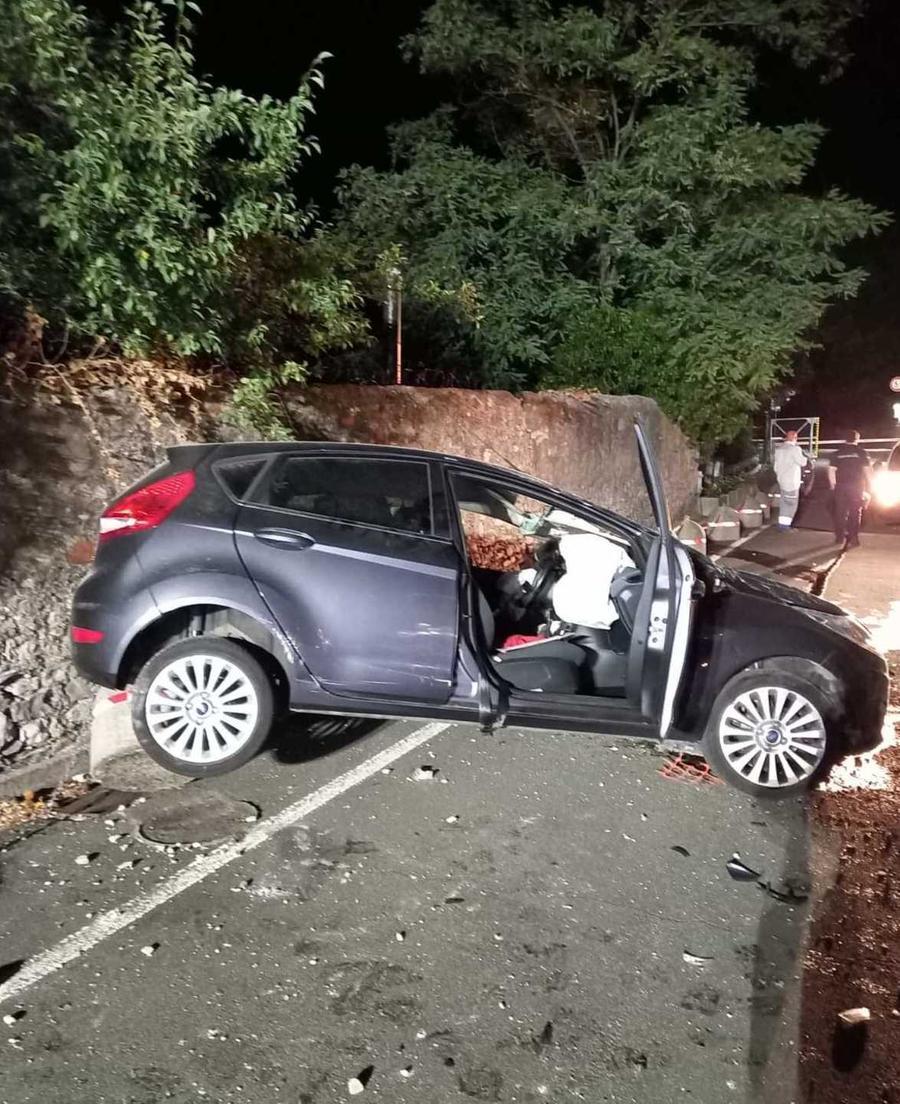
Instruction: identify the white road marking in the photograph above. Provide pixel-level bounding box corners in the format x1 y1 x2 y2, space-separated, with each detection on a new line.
0 720 452 1006
709 524 771 563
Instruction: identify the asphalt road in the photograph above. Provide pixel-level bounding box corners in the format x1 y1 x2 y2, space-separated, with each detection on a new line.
1 711 813 1104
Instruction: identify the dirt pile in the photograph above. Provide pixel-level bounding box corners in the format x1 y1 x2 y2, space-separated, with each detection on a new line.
799 652 900 1103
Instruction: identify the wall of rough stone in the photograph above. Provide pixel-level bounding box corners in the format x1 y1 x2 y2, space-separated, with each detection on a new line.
292 385 698 525
0 371 227 786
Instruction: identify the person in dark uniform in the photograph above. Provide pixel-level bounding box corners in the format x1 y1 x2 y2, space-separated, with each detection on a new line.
828 430 872 548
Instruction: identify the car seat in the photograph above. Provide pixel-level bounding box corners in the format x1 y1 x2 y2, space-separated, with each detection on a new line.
477 589 589 694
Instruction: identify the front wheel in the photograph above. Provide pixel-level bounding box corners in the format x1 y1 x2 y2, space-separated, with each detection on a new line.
132 637 275 777
702 670 834 798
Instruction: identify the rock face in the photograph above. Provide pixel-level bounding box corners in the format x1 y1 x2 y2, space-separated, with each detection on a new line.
0 369 227 782
292 385 698 525
0 372 696 782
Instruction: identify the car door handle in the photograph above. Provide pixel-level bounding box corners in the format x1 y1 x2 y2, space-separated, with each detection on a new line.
254 528 315 550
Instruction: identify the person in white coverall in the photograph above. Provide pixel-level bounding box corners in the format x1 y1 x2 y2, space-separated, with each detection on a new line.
773 430 808 529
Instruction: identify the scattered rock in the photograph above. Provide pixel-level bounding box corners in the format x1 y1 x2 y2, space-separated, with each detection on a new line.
74 853 97 866
2 1011 24 1026
412 765 439 781
445 814 459 824
140 944 159 958
395 931 406 942
348 1065 374 1094
838 1007 871 1026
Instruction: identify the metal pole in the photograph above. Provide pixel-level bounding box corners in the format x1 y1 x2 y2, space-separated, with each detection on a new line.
395 274 403 386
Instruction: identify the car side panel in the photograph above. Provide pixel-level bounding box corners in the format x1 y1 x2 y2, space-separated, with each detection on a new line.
675 589 887 750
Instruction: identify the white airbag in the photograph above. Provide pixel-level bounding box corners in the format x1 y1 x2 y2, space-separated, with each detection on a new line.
551 534 633 630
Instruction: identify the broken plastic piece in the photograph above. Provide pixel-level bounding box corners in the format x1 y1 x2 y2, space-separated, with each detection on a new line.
838 1007 870 1026
683 951 714 965
726 855 760 881
413 766 439 781
671 845 690 857
758 879 809 904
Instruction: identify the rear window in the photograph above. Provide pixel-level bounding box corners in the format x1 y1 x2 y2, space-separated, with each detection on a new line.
249 455 433 535
215 457 266 499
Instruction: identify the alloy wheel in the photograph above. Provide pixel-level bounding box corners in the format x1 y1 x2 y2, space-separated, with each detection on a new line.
144 654 260 764
717 685 827 789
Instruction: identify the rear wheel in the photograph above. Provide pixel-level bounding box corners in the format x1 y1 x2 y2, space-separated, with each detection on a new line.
132 637 274 777
702 670 833 798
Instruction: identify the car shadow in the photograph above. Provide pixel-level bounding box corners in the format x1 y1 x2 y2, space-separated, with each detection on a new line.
266 713 384 765
745 795 812 1103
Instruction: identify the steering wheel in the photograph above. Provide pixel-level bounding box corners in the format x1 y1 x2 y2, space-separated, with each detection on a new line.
521 540 563 613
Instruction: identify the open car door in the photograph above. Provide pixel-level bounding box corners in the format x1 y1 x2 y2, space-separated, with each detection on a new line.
627 420 696 737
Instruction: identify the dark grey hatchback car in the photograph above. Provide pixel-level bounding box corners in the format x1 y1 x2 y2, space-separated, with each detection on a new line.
71 424 887 797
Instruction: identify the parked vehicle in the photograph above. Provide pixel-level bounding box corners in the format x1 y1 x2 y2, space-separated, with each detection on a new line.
71 424 887 797
872 443 900 520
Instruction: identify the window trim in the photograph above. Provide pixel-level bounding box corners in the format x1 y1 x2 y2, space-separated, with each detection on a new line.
212 455 274 504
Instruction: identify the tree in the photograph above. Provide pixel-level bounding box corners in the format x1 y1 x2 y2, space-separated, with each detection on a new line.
335 0 888 442
0 0 362 368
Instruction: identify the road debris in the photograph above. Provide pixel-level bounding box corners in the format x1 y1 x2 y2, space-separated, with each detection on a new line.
395 931 406 942
2 1011 24 1026
140 944 159 957
838 1007 871 1026
74 852 97 866
399 1065 413 1079
531 1021 554 1052
758 879 809 904
444 814 459 824
671 845 690 857
348 1065 374 1094
412 765 439 781
726 855 760 881
683 951 714 966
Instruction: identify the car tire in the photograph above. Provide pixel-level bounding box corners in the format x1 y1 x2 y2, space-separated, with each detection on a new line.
701 669 836 798
132 636 275 778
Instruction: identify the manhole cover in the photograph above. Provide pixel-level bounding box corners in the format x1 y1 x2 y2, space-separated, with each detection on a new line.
130 788 259 844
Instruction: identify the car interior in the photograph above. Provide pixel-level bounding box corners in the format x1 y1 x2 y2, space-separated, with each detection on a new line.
451 475 645 699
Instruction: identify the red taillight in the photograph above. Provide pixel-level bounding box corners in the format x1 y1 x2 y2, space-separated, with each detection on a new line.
72 626 104 644
99 470 195 542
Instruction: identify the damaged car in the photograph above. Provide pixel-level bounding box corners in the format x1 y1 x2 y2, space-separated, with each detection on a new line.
71 423 888 797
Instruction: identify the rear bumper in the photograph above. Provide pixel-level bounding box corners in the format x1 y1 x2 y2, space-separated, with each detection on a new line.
71 566 160 689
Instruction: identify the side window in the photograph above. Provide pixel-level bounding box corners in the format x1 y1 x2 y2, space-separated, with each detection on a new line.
215 458 266 500
451 473 628 570
452 477 541 572
250 456 433 535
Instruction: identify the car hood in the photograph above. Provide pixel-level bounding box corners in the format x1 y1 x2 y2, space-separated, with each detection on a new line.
717 564 845 615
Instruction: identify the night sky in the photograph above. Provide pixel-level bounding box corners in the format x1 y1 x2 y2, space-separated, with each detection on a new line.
88 0 900 433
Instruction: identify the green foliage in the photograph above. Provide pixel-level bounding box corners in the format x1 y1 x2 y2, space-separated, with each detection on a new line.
0 0 354 368
226 360 308 441
336 0 887 442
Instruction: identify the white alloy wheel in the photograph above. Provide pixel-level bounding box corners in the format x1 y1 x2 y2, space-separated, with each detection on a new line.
144 653 261 765
717 685 827 789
